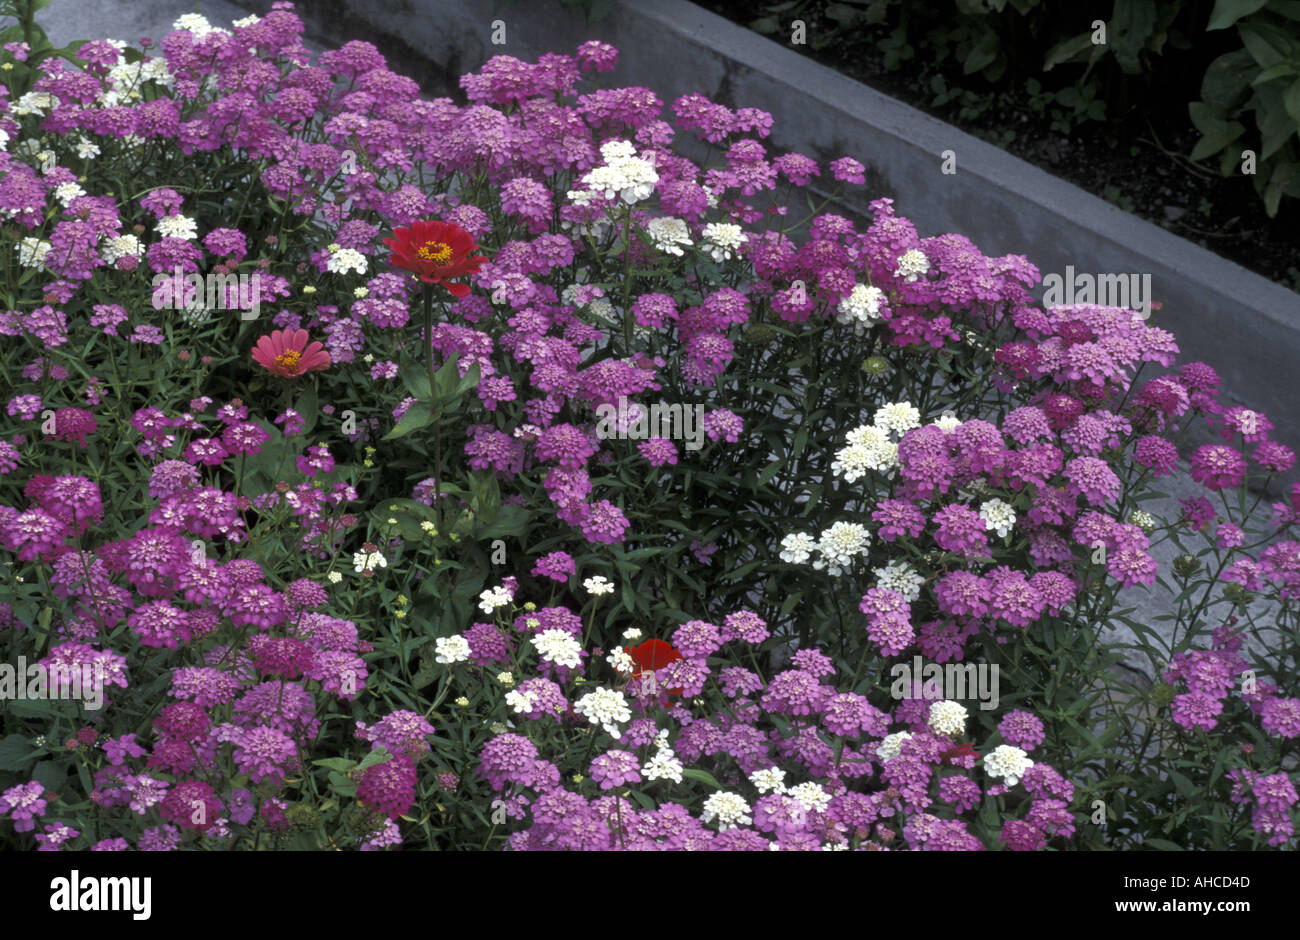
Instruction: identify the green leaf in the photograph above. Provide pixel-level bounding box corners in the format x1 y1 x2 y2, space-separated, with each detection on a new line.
963 30 1000 75
477 505 530 540
1206 0 1269 31
296 382 319 434
399 361 431 399
1200 49 1255 109
358 747 394 770
433 354 463 400
1252 62 1297 86
979 795 1000 830
756 459 784 486
1188 102 1245 160
1168 768 1196 798
1143 837 1185 850
312 758 357 773
31 760 67 794
790 427 808 458
681 768 724 789
468 469 501 527
383 402 433 440
6 698 61 718
1258 83 1296 156
825 3 862 26
1043 33 1094 71
0 734 40 772
1238 21 1291 70
327 771 356 796
1284 77 1300 129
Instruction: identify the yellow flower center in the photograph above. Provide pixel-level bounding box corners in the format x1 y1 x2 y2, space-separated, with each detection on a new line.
274 350 302 370
416 240 453 264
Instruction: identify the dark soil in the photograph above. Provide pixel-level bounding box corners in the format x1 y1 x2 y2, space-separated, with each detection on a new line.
700 0 1300 295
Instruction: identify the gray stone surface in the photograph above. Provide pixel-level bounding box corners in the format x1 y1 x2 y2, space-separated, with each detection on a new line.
34 0 251 47
1107 472 1282 681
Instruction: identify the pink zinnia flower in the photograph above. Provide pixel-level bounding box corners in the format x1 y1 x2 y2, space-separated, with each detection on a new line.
251 329 331 378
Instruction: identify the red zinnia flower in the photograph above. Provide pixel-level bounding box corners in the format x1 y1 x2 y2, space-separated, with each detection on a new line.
624 638 685 702
251 329 331 378
383 219 488 297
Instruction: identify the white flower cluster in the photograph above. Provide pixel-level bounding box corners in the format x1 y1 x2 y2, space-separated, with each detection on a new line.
574 140 658 206
700 791 752 830
876 731 913 762
54 181 86 207
828 402 920 484
101 234 144 266
478 582 514 615
434 635 471 664
172 13 231 39
780 521 872 577
326 245 368 275
641 730 684 783
797 402 966 581
352 550 386 573
505 687 536 715
156 214 198 241
893 248 930 283
836 283 885 334
749 767 787 794
573 687 631 738
874 560 923 602
873 401 922 436
11 91 58 117
814 521 872 575
787 781 832 814
15 238 51 269
606 646 634 674
532 629 583 669
584 575 615 596
928 700 969 736
96 42 175 106
984 744 1034 787
700 222 747 262
778 532 816 564
979 498 1017 538
830 425 898 482
645 217 692 256
1128 509 1156 533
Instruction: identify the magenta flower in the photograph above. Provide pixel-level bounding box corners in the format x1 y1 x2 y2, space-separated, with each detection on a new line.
1190 444 1247 491
0 781 48 832
531 551 575 583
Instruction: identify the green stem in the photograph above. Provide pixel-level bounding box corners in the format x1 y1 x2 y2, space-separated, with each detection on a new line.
422 286 443 529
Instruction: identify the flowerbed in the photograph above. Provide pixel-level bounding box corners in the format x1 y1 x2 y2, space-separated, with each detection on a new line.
0 1 1296 851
